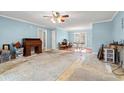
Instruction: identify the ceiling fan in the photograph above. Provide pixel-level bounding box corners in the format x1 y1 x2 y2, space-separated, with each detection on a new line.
43 11 69 23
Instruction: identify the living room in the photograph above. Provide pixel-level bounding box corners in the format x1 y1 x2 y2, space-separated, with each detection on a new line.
1 0 124 93
1 11 124 81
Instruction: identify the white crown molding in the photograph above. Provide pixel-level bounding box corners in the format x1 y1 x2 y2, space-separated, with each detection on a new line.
0 12 119 30
0 14 46 28
93 19 112 24
67 28 92 32
111 11 119 21
93 11 119 24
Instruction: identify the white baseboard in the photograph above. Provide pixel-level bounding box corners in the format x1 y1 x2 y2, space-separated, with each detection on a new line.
45 48 52 51
45 48 59 51
92 52 98 55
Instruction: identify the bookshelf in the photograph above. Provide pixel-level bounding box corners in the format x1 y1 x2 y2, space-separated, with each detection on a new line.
104 48 114 63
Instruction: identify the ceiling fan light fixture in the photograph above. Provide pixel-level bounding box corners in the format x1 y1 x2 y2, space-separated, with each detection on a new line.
51 18 56 23
61 19 65 22
58 17 62 23
43 11 69 24
52 11 58 17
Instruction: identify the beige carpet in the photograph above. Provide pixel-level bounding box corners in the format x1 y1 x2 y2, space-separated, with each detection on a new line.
0 50 119 81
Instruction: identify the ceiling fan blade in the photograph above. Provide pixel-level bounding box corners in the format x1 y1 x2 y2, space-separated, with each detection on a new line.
43 16 52 18
62 15 69 18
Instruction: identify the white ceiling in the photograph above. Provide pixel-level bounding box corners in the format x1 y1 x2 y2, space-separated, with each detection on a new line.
0 11 116 31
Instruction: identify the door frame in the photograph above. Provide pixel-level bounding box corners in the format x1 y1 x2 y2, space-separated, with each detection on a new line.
52 30 56 49
37 28 48 51
73 32 88 47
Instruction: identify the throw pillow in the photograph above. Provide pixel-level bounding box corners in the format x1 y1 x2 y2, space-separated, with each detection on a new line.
15 41 21 48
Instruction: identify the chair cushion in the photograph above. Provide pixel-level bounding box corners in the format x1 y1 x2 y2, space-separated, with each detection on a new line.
1 50 10 59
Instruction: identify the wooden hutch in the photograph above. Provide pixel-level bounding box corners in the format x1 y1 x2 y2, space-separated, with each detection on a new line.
23 38 42 57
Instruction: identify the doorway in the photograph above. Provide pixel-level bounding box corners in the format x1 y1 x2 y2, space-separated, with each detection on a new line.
37 28 47 51
73 32 87 49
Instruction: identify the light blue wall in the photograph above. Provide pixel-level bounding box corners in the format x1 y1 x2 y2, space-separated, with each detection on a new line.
113 12 124 41
2 12 123 51
92 21 113 52
47 29 52 48
68 32 74 43
92 11 124 53
0 16 52 49
68 29 92 48
55 28 68 47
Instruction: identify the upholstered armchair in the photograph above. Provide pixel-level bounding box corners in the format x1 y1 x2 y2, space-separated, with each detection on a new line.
58 42 67 49
0 44 11 63
58 39 72 50
11 41 23 58
15 47 23 57
11 41 23 59
0 50 11 63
